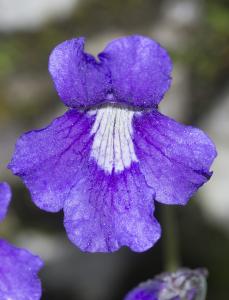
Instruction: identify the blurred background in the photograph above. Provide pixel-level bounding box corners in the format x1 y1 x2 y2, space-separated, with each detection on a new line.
0 0 229 299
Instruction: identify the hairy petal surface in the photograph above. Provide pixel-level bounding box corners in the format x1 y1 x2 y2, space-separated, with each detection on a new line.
0 182 11 222
133 111 217 205
0 239 43 300
100 35 172 107
49 38 110 107
64 162 160 252
9 110 95 212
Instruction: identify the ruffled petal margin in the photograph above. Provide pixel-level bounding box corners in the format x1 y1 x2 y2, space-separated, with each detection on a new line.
0 182 11 222
0 239 43 300
64 162 160 252
133 111 217 205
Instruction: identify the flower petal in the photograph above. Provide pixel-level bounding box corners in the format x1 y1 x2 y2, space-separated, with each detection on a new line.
8 110 95 212
100 35 172 107
133 111 217 205
0 239 43 300
49 35 172 109
0 182 11 222
9 108 160 252
49 37 110 108
64 162 160 252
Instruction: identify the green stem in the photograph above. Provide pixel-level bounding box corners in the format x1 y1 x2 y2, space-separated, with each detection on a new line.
161 206 180 272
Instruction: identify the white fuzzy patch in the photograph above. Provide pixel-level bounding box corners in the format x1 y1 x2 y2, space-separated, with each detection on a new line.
90 106 138 173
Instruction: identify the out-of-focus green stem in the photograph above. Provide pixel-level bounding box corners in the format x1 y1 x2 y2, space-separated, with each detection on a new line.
161 206 180 272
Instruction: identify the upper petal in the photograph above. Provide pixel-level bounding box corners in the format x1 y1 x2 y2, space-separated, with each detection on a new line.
49 35 172 108
49 37 110 108
0 239 43 300
100 35 172 107
133 111 217 205
0 182 11 222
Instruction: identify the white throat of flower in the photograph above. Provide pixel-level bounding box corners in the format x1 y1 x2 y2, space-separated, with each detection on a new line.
89 105 138 174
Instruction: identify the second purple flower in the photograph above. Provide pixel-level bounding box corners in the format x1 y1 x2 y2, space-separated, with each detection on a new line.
9 35 216 252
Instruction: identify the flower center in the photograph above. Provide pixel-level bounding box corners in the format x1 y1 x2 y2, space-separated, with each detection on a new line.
89 105 138 173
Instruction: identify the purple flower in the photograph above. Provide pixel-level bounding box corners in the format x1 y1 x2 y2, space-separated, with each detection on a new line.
8 35 216 252
0 182 43 300
124 268 208 300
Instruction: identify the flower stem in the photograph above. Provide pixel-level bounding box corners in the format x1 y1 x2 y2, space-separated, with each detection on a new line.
161 206 180 272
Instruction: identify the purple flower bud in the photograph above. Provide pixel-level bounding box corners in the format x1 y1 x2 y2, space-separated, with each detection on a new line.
124 268 208 300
